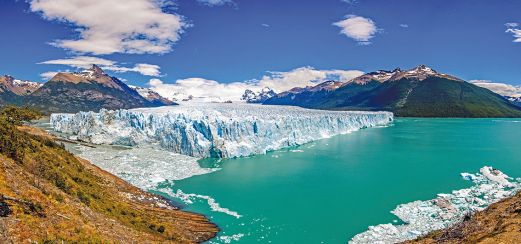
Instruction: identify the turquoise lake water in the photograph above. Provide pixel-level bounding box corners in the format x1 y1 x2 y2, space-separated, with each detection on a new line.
154 118 521 243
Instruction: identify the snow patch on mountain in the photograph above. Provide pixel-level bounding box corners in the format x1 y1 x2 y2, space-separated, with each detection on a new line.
129 85 175 104
241 87 276 103
0 75 42 95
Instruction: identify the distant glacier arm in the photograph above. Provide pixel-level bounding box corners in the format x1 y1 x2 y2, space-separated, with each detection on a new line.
50 103 393 158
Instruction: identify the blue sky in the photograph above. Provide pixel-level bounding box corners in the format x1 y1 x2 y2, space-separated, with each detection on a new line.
1 0 520 99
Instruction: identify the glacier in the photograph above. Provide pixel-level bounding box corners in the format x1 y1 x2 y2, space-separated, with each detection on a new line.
350 166 521 244
50 103 393 158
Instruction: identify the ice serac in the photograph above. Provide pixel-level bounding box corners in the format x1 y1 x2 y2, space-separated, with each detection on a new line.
50 103 393 158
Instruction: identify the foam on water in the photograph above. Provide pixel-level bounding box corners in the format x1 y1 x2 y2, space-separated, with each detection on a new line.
216 233 245 243
350 166 521 244
158 188 242 219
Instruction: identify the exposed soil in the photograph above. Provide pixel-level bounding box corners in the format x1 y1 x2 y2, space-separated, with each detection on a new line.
407 191 521 244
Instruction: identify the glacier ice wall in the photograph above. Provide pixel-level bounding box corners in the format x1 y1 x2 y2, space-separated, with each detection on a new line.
350 166 521 244
50 103 393 158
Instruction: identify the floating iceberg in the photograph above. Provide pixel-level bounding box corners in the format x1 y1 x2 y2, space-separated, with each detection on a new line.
50 103 393 158
350 166 521 244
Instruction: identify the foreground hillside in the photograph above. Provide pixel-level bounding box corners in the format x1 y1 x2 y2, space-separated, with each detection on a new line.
408 191 521 244
264 65 521 117
0 107 217 243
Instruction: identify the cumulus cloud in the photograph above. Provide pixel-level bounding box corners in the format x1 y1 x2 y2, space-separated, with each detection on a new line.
196 0 233 6
39 56 162 76
470 80 521 97
400 24 409 28
333 15 379 45
505 22 521 42
149 78 254 101
39 71 60 80
29 0 188 55
147 67 364 101
257 67 363 92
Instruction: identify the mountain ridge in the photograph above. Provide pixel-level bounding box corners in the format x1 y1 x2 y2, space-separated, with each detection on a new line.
264 65 521 117
0 65 174 113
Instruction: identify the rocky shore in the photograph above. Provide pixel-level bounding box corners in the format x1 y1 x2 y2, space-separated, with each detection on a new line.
408 191 521 243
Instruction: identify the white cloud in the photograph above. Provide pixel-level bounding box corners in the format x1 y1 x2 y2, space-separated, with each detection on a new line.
505 22 521 42
39 56 115 68
39 56 162 76
40 71 60 80
333 15 379 45
262 23 270 28
149 78 254 101
196 0 233 6
400 24 409 28
29 0 188 55
257 67 363 92
470 80 521 97
147 67 364 101
104 63 162 76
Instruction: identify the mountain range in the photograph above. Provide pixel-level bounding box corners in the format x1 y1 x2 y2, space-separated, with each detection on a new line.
1 64 520 117
0 65 175 113
264 65 521 117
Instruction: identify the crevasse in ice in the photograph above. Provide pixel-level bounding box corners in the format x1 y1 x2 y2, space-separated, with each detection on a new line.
50 103 393 158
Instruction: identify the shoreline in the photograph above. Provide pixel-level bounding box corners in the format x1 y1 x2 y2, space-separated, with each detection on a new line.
10 125 220 243
350 166 521 243
407 190 521 243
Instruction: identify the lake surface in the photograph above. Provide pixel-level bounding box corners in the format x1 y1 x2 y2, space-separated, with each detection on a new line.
154 118 521 243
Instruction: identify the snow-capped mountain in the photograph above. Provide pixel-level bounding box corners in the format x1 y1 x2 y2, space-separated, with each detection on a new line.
349 69 402 84
0 75 42 96
129 85 176 105
388 64 462 82
76 64 105 80
505 96 521 106
265 65 521 117
241 87 276 103
45 64 130 91
25 65 167 113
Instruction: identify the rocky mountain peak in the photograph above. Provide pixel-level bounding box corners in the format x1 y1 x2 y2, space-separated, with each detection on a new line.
407 64 437 75
386 64 452 81
0 75 41 95
90 64 105 75
76 64 106 79
242 87 276 103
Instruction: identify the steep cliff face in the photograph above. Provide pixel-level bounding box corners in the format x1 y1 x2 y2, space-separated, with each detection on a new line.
50 103 393 158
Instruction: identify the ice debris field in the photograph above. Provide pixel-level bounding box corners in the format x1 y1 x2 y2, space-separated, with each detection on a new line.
50 103 394 158
350 166 521 244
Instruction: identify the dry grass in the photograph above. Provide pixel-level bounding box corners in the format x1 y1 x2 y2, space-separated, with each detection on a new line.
407 192 521 244
0 126 218 243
